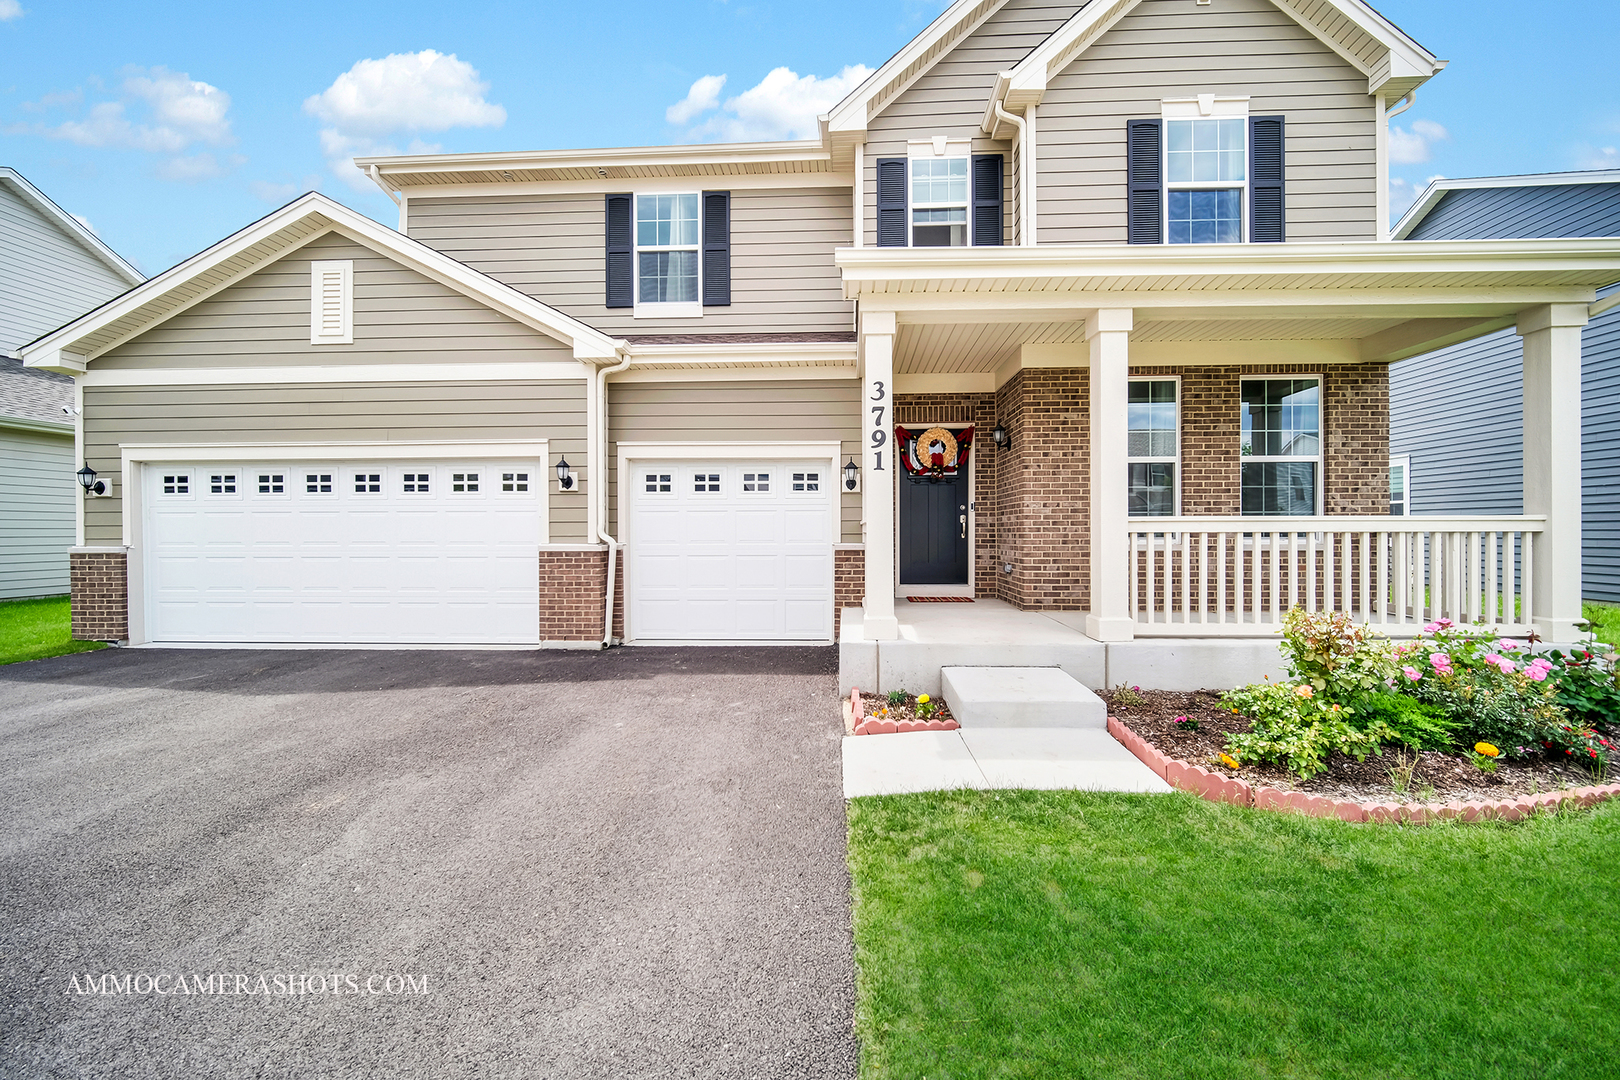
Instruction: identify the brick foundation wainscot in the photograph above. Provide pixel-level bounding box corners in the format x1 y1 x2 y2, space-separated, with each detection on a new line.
538 546 610 644
70 547 129 642
834 545 864 639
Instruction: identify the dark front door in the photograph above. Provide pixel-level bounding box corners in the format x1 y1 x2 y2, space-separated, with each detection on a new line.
899 475 969 585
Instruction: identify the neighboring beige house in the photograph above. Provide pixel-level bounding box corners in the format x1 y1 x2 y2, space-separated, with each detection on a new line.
18 0 1619 691
2 168 143 600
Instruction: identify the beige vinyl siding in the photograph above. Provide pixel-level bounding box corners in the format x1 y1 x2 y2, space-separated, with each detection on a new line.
607 380 860 543
861 0 1075 246
1037 0 1378 243
0 184 134 355
0 424 75 598
95 232 576 370
82 380 588 543
407 188 855 337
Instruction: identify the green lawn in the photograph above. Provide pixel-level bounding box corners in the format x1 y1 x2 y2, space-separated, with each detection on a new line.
0 595 105 665
848 790 1620 1080
1583 602 1620 647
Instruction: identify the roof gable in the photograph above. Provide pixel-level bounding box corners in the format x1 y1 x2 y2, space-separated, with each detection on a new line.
992 0 1443 126
16 192 621 374
0 168 144 286
1394 171 1620 241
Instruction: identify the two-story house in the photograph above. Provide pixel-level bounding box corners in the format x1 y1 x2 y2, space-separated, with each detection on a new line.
18 0 1619 691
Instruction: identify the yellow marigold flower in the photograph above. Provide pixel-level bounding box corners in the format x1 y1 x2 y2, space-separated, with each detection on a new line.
1475 742 1500 758
917 694 930 704
1220 753 1241 769
1294 684 1314 699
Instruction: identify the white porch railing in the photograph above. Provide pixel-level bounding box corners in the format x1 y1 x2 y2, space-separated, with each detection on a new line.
1125 516 1545 636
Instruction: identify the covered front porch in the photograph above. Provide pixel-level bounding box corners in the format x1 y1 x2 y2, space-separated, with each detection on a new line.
835 239 1617 691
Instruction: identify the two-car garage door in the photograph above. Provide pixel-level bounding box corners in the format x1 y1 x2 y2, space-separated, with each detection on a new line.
629 460 833 641
143 459 542 644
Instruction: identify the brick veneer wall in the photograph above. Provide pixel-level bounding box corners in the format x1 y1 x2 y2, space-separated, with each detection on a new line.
993 369 1093 610
834 545 864 638
538 548 609 641
70 549 128 641
895 393 1001 597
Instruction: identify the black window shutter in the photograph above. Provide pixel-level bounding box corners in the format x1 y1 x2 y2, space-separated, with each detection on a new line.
1126 120 1163 244
876 158 907 247
1249 115 1286 243
605 193 633 308
702 190 731 306
972 154 1004 246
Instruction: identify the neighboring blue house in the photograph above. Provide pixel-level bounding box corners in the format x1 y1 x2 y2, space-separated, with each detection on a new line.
1390 170 1620 604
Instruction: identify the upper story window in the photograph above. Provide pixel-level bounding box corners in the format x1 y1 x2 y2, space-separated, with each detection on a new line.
1127 99 1284 246
1241 378 1320 516
1165 118 1246 244
637 194 700 306
911 158 969 247
604 190 730 315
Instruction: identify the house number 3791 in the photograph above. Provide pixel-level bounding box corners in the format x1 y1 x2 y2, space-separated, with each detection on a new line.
869 380 886 471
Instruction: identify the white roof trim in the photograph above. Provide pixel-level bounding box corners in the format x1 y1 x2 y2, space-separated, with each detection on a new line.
1392 169 1620 240
0 167 144 285
825 0 1008 135
1001 0 1442 105
16 192 622 374
356 140 829 178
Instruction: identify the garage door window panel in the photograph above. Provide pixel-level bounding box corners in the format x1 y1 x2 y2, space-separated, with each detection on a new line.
304 472 335 496
208 472 239 497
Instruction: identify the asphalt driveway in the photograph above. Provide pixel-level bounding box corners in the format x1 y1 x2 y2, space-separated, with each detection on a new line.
0 646 857 1079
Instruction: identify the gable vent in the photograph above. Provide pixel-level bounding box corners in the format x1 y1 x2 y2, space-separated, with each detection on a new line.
310 259 354 344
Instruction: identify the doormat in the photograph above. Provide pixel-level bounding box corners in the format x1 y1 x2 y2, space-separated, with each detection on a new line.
904 596 975 602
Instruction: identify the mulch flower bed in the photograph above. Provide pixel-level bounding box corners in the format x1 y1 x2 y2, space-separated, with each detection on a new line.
1101 687 1608 803
846 692 958 735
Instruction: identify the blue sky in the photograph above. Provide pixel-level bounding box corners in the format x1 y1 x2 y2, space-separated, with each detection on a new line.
3 0 1616 276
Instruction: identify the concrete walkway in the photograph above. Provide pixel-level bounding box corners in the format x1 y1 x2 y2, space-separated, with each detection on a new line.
842 726 1172 798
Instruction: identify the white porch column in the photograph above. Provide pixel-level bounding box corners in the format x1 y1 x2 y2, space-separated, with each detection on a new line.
1086 308 1135 642
1518 303 1588 641
861 309 899 640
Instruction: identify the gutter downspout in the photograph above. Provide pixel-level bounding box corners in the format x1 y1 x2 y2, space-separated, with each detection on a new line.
1385 91 1416 121
993 102 1031 246
596 350 632 647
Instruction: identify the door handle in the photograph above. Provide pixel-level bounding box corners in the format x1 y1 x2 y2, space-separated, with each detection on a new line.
959 514 967 539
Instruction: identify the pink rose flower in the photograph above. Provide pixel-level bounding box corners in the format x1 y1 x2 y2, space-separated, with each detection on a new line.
1402 666 1423 682
1429 652 1453 673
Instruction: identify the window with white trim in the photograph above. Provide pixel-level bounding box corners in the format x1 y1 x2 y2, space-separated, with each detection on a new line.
642 472 671 494
402 471 431 494
791 471 820 492
1127 379 1178 516
161 473 190 496
636 194 700 310
742 471 770 493
1390 454 1410 516
305 472 333 495
256 472 286 495
500 471 530 493
1165 117 1246 244
911 157 970 247
354 472 382 495
208 472 238 495
451 471 480 493
309 260 353 344
692 472 721 494
1241 378 1320 516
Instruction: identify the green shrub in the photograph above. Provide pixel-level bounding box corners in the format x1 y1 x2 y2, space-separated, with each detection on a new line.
1349 692 1459 751
1543 647 1620 726
887 689 907 707
1220 682 1395 780
1278 608 1395 701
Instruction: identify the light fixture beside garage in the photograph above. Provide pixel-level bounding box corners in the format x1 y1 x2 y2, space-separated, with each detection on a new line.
555 456 577 491
843 457 860 492
76 463 105 496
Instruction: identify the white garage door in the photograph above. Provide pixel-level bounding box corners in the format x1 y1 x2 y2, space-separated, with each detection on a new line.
143 460 543 644
629 461 833 641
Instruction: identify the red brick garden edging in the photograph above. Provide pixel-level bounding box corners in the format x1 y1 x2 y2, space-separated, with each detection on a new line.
846 688 960 736
1108 717 1620 823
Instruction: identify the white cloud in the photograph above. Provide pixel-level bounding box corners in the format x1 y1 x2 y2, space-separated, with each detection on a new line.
666 75 726 124
16 67 236 180
305 50 505 189
1575 145 1619 170
1388 173 1446 222
1389 118 1448 165
0 1 23 21
683 65 873 142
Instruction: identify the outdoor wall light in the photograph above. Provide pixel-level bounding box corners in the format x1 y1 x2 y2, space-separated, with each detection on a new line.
77 463 105 496
843 457 860 492
555 456 576 491
991 424 1011 450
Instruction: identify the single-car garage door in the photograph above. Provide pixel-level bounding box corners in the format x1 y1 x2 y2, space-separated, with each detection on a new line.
629 461 833 641
143 460 542 644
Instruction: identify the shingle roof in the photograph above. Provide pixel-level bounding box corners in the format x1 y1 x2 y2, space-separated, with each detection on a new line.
0 357 73 427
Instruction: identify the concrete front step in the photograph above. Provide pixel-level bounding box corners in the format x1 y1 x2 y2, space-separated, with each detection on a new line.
942 666 1108 729
841 728 1172 798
